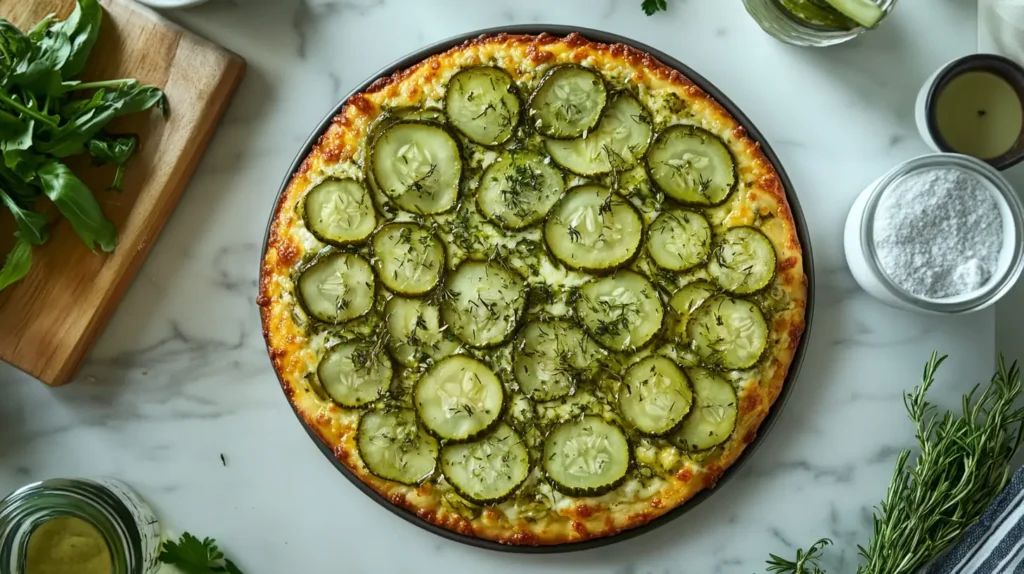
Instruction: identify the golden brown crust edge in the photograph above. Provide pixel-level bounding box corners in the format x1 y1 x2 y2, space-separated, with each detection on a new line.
258 32 807 546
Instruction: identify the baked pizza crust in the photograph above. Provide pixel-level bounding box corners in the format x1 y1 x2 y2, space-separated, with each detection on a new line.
259 32 807 546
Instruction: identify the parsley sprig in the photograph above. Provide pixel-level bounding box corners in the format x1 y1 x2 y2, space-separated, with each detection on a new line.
159 533 244 574
641 0 668 15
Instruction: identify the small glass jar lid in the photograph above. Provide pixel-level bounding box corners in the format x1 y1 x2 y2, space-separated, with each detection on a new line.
0 478 162 574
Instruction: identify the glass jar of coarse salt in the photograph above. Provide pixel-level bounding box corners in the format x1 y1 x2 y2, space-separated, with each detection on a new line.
844 153 1024 314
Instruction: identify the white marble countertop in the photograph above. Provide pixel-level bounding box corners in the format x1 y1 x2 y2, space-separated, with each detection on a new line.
0 0 1002 572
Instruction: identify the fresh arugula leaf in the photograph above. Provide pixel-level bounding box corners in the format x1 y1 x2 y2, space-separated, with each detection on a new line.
39 82 166 158
57 85 105 117
87 134 136 191
50 0 101 78
159 533 245 574
0 111 33 150
0 189 48 245
641 0 668 15
38 160 116 252
10 31 72 96
0 90 61 129
0 161 39 204
37 106 112 157
0 0 163 272
39 121 94 157
86 134 136 164
3 148 43 182
0 237 32 291
103 81 168 117
0 20 31 70
26 15 55 43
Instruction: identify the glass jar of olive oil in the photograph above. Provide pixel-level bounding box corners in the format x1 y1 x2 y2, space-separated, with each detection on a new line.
0 479 161 574
743 0 898 47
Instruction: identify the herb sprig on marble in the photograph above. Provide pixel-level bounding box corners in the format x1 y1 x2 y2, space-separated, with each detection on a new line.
0 0 167 292
641 0 669 16
159 533 245 574
767 353 1024 574
767 538 831 574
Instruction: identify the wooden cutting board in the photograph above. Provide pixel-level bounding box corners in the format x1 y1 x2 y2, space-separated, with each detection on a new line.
0 0 245 385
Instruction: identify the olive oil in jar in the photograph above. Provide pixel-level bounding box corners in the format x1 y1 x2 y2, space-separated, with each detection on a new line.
934 71 1024 160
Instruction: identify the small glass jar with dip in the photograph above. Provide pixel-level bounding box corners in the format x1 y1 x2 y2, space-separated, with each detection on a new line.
743 0 898 47
0 478 162 574
915 54 1024 170
844 154 1024 314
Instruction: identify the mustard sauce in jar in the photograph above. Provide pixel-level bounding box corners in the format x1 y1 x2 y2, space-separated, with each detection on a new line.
25 516 112 574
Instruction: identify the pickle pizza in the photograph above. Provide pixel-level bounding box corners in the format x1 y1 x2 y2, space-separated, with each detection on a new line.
260 33 806 546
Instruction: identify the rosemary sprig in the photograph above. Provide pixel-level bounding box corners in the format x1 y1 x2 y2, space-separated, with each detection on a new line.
858 354 1024 573
767 539 831 574
767 353 1024 574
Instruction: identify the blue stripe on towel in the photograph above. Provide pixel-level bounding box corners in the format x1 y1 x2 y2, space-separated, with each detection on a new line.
953 485 1024 572
930 466 1024 573
977 507 1024 572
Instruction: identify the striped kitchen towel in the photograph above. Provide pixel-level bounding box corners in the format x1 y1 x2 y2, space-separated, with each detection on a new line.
930 465 1024 573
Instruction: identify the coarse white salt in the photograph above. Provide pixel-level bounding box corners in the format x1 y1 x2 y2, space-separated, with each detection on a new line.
872 167 1004 299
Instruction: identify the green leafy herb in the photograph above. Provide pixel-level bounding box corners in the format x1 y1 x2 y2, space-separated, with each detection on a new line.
767 538 831 574
37 160 116 251
501 162 540 219
0 237 31 290
50 0 103 79
159 532 244 574
642 0 668 15
767 354 1024 574
0 0 166 290
86 134 137 191
0 188 47 244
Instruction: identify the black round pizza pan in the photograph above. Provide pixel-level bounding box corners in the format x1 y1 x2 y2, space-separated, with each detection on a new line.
260 24 816 554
